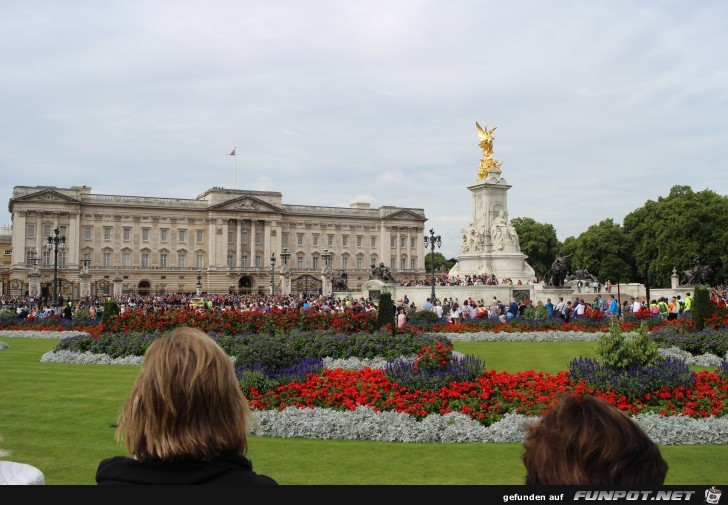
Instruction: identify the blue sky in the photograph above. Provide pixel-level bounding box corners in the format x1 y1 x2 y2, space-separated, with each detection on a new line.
2 0 726 258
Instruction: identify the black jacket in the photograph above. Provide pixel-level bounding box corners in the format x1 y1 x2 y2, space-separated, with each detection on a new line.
96 455 277 485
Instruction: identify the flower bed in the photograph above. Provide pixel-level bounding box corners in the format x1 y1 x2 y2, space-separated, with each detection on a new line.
3 304 728 445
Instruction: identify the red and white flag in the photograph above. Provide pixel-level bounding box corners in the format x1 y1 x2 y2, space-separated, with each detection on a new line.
229 148 236 156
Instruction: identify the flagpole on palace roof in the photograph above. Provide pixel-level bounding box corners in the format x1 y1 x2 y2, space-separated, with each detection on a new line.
228 147 237 189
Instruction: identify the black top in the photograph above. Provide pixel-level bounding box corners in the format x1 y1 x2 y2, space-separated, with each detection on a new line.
96 455 278 486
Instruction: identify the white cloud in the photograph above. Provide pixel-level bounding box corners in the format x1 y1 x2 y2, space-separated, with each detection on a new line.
1 0 726 260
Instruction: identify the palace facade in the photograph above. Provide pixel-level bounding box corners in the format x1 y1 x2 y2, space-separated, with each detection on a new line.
6 185 428 299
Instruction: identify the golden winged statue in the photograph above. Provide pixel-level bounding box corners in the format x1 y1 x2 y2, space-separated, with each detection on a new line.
475 122 497 157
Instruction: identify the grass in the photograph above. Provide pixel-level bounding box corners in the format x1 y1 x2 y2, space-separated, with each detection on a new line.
0 336 726 485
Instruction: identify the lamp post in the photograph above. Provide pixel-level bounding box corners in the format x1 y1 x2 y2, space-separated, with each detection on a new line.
280 248 291 266
270 253 276 296
322 248 333 295
80 254 91 273
424 228 441 303
29 252 41 271
196 269 202 296
47 228 66 307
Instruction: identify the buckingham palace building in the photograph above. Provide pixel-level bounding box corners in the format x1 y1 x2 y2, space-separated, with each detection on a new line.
5 185 428 300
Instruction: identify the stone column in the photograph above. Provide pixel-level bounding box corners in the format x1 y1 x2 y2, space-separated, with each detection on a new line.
28 270 41 299
236 219 242 267
79 271 92 298
113 269 123 297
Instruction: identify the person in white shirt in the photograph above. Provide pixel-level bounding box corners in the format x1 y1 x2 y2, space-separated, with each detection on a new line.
631 297 642 313
434 301 444 320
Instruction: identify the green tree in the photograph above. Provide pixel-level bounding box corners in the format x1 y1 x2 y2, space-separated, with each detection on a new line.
567 219 631 283
510 217 561 280
623 185 728 287
424 252 454 275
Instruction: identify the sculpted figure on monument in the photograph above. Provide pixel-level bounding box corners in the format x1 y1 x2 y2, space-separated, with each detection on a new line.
544 253 572 287
490 209 521 252
680 255 712 285
476 122 497 156
370 262 396 283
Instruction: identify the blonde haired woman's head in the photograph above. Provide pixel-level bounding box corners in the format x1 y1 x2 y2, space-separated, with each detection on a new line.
116 326 253 462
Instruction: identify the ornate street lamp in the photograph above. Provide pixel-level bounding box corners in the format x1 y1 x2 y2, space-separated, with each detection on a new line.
47 228 66 307
424 228 442 303
280 248 291 265
322 248 332 268
80 254 91 273
196 269 202 296
29 251 41 272
270 253 276 295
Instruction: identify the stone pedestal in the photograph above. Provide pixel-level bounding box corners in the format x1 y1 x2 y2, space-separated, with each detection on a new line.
27 270 42 299
450 174 535 282
79 271 92 298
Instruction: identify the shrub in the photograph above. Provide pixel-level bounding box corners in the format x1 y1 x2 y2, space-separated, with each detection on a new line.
408 309 440 326
101 298 120 324
0 310 17 322
523 304 549 319
692 285 714 331
375 292 395 331
596 322 658 369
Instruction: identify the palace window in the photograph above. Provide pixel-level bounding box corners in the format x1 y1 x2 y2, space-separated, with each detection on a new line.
196 254 204 268
104 227 112 240
84 226 92 240
356 236 362 248
103 253 111 267
142 228 149 241
160 229 168 242
178 230 186 243
371 236 376 248
122 253 131 267
178 254 185 268
141 253 149 268
123 228 131 241
196 230 204 243
159 253 167 268
27 224 35 238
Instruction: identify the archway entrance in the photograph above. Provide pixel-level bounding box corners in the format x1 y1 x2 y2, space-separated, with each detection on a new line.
138 280 151 295
237 276 253 294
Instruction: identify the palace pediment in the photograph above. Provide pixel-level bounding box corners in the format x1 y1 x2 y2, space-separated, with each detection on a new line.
208 195 283 213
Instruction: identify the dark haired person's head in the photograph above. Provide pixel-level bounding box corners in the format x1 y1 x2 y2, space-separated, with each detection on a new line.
522 394 667 485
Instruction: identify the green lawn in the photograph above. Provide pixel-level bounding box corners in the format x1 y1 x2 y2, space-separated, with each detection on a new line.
0 336 725 485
